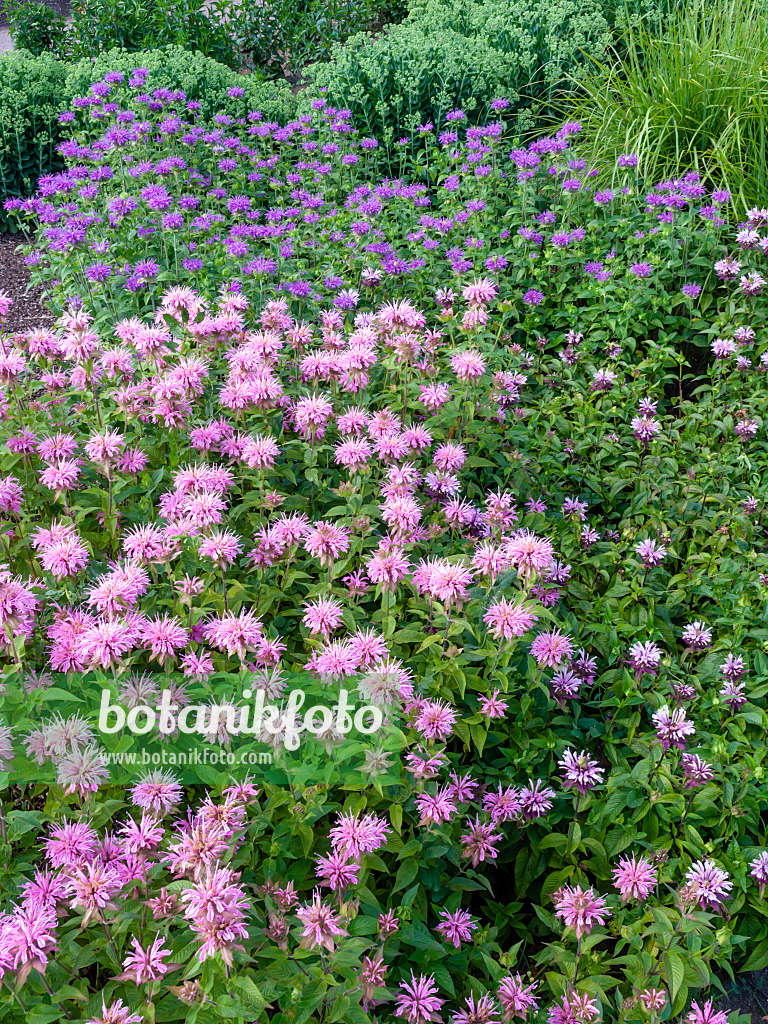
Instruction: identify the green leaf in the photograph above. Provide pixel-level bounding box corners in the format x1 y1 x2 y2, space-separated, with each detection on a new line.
664 950 685 1001
393 858 419 891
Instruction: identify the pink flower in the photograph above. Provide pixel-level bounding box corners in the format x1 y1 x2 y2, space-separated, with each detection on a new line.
612 853 658 901
304 521 351 566
414 699 457 741
484 598 539 641
296 891 348 952
547 991 599 1024
635 538 666 567
504 530 554 579
199 530 242 567
434 907 477 947
0 475 23 516
335 438 372 471
478 690 509 718
1 902 58 980
130 770 183 816
203 608 263 660
395 973 444 1024
497 974 539 1021
518 780 555 820
554 884 611 938
86 998 142 1024
652 704 695 751
141 614 189 666
530 628 574 668
329 811 390 856
460 816 502 867
684 859 732 911
179 866 250 965
67 861 122 919
302 596 344 637
559 749 604 793
681 620 712 649
315 850 361 891
45 819 98 869
686 1002 728 1024
638 990 667 1014
243 434 280 469
119 933 175 984
56 744 110 797
294 393 333 439
366 547 411 592
415 787 458 826
451 350 486 382
452 995 501 1024
463 277 498 306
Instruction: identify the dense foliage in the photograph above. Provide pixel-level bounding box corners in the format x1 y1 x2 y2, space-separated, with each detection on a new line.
0 50 68 229
305 0 678 148
0 60 765 1024
2 0 406 75
0 47 295 227
561 0 768 210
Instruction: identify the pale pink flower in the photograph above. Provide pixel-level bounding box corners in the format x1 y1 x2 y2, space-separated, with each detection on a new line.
612 853 658 901
395 973 444 1024
484 598 538 641
554 884 611 938
530 628 574 668
296 891 348 952
302 596 344 637
120 933 174 984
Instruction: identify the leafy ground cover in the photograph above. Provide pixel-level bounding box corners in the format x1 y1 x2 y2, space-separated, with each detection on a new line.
0 63 764 1024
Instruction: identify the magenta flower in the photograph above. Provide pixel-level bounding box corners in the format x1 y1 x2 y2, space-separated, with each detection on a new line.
497 974 539 1020
612 853 658 901
686 1002 728 1024
434 907 477 947
553 884 611 938
118 933 175 984
395 973 444 1024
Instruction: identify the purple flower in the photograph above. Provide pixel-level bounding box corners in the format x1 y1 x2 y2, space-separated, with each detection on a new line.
523 288 544 307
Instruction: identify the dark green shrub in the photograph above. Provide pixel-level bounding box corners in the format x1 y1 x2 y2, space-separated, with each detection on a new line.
0 50 68 231
308 0 615 143
0 0 68 56
307 23 519 146
230 0 408 77
65 0 239 68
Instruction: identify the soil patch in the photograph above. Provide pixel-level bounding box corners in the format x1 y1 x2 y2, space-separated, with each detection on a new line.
0 232 56 334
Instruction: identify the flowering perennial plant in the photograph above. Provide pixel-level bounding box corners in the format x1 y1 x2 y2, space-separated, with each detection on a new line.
0 63 764 1024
